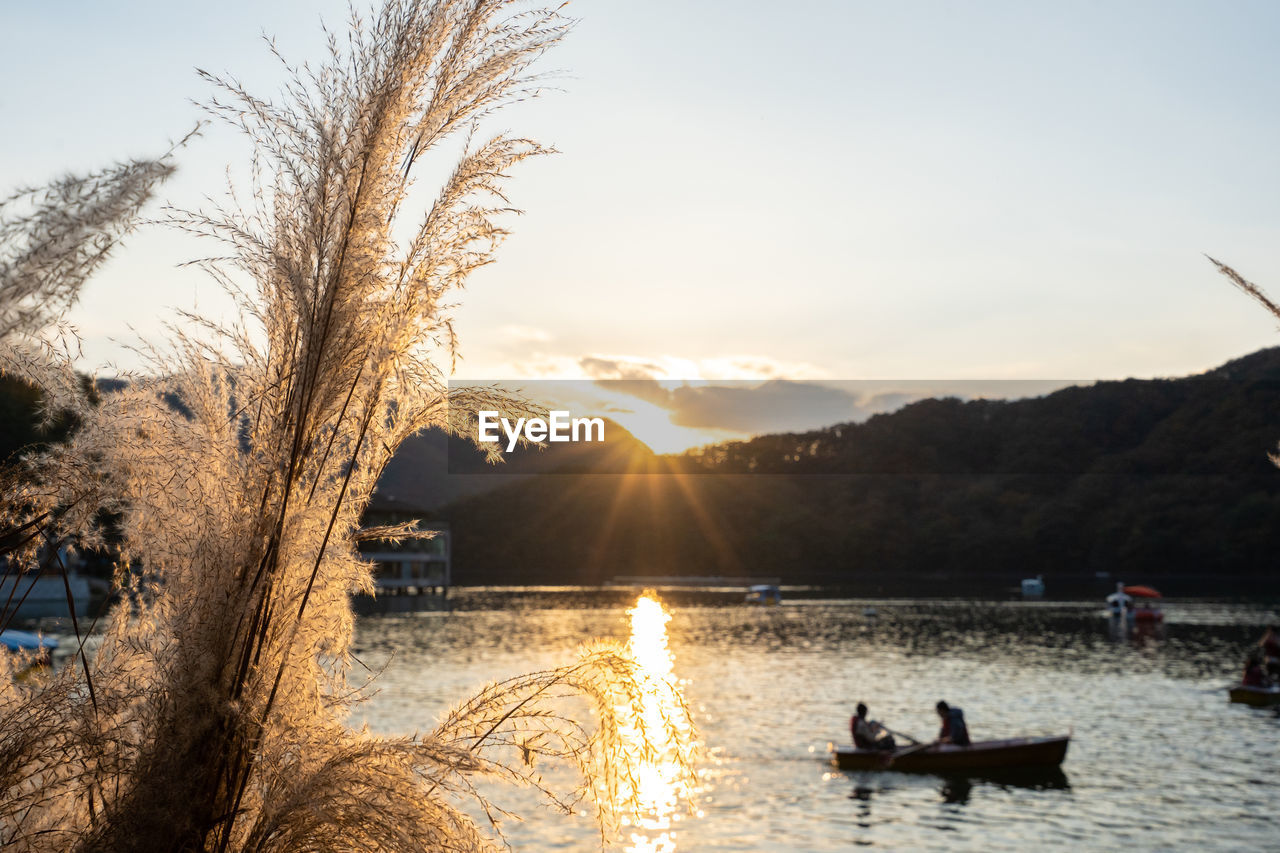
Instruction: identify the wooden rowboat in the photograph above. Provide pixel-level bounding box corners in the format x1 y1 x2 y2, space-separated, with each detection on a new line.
1229 685 1280 706
831 736 1069 773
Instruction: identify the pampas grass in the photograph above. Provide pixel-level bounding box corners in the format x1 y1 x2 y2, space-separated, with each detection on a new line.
0 2 697 850
1211 256 1280 471
1210 256 1280 324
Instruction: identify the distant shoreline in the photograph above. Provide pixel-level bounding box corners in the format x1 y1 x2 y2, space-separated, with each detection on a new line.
408 582 1280 611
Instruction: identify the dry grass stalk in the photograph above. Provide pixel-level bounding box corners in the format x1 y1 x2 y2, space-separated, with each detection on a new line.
1211 257 1280 470
1210 256 1280 323
0 2 696 850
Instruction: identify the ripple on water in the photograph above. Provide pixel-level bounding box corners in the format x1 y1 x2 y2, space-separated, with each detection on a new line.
356 595 1280 851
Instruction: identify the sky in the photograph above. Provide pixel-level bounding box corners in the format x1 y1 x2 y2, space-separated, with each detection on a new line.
3 1 1280 450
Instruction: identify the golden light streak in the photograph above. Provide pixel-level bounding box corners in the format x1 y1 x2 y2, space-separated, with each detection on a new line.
619 593 695 853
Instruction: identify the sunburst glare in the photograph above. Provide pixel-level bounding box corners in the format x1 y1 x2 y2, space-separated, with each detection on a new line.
620 593 697 853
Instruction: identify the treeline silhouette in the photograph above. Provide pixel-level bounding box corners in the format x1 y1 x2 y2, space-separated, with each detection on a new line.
5 350 1280 594
439 348 1280 592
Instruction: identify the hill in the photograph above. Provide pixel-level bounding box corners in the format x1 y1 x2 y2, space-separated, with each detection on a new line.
370 416 656 510
436 349 1280 592
6 352 1280 595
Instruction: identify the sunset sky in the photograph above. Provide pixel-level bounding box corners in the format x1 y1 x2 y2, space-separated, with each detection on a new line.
3 1 1280 450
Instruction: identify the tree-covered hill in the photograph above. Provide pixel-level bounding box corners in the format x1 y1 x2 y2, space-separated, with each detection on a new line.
370 416 655 510
438 348 1280 592
5 350 1280 594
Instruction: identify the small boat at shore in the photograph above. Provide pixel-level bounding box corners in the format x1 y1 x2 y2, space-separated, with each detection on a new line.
1228 685 1280 706
744 584 781 605
2 629 58 678
1106 583 1164 625
1 629 57 656
831 735 1069 773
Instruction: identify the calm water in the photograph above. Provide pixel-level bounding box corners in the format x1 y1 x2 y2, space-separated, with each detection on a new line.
354 592 1280 851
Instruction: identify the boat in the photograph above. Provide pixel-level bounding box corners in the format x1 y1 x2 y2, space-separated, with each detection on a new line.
1228 685 1280 706
1126 586 1164 625
745 583 781 605
1107 583 1163 625
2 629 58 675
1021 575 1045 599
831 735 1069 773
1 629 57 654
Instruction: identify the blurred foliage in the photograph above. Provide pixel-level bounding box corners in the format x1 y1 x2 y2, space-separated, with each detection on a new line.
0 373 88 464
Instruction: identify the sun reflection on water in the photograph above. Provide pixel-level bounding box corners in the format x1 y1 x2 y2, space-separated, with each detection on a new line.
621 594 695 853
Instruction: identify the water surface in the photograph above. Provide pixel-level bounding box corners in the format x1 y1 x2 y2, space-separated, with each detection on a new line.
355 592 1280 851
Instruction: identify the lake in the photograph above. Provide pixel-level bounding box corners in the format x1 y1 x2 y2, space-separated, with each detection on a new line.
354 590 1280 851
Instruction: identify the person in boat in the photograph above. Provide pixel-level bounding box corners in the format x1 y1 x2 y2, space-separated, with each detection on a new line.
935 700 971 746
1243 649 1273 688
1259 626 1280 675
850 702 897 751
1106 582 1130 618
1124 598 1137 629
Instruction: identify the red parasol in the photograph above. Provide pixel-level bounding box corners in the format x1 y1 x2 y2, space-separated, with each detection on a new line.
1123 585 1162 599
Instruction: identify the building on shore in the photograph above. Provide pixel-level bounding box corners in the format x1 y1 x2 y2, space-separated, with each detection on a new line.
1 541 93 624
356 498 450 613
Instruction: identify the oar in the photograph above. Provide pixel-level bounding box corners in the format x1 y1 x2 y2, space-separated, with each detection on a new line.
882 726 922 746
882 739 937 768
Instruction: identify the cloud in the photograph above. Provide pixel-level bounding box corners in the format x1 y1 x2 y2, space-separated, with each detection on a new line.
693 355 827 380
578 356 663 381
578 353 829 382
578 357 673 409
665 380 862 434
460 350 1079 443
574 355 936 435
499 325 554 343
860 391 919 415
